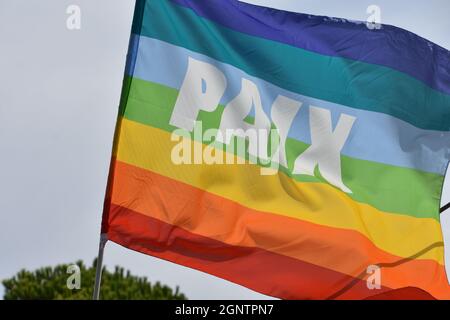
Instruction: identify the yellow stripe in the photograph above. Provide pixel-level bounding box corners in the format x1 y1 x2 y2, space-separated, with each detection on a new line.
115 118 445 264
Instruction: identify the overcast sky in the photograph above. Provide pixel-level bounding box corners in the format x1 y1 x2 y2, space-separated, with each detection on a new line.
1 0 450 300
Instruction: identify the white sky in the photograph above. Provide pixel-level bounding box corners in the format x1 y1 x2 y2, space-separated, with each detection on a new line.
1 0 450 300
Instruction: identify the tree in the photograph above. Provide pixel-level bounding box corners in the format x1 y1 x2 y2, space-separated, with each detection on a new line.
2 259 187 300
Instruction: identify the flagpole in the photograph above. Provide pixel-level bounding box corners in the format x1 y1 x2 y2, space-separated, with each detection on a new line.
91 0 139 301
440 202 450 213
93 233 108 300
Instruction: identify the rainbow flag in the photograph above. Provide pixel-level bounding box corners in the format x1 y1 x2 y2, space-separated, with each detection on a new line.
102 0 450 299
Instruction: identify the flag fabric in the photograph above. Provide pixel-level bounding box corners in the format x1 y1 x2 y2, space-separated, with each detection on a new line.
102 0 450 299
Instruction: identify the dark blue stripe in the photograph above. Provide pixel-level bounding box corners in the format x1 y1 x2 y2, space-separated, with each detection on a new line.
171 0 450 96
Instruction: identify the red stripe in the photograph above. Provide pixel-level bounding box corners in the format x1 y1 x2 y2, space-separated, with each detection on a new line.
106 203 399 300
365 287 436 300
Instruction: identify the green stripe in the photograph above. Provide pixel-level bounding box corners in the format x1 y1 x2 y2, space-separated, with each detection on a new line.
119 76 443 220
135 0 450 131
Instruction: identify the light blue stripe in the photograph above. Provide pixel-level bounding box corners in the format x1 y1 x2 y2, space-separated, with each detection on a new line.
129 35 450 175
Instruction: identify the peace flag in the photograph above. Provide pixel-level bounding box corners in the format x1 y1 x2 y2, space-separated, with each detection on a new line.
102 0 450 299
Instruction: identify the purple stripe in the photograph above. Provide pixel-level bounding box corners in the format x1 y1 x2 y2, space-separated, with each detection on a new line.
170 0 450 96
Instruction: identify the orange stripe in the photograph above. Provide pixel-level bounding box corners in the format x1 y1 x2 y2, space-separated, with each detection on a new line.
107 204 396 299
107 159 450 299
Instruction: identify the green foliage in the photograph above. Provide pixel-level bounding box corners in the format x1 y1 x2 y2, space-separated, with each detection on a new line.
2 259 187 300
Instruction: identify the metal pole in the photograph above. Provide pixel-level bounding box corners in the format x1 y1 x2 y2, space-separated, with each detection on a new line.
440 202 450 213
93 233 108 300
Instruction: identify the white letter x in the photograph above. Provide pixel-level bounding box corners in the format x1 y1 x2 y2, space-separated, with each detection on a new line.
293 106 356 193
